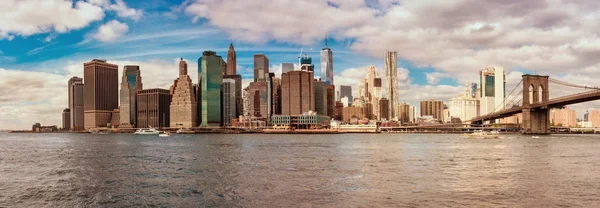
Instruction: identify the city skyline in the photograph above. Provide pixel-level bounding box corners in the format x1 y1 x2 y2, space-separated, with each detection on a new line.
3 0 600 129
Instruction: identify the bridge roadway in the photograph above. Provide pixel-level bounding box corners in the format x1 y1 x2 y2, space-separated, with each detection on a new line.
472 89 600 122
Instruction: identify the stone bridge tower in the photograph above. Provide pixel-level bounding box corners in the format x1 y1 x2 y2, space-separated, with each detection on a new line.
521 75 550 134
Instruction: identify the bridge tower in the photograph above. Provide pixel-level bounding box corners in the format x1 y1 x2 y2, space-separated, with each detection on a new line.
521 75 550 134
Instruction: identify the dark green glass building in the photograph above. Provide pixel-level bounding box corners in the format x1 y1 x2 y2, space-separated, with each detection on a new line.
198 51 225 126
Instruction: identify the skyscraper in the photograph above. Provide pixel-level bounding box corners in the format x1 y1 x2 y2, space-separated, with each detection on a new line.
138 88 171 128
479 67 506 117
254 54 269 82
385 51 399 120
222 78 236 126
68 76 83 130
119 65 142 128
281 70 314 115
398 103 411 123
226 43 237 75
420 99 445 120
281 63 294 74
199 51 224 126
339 85 352 105
62 108 70 130
224 74 243 118
246 81 269 119
170 58 197 128
379 98 390 120
83 59 119 129
321 33 333 85
314 80 328 116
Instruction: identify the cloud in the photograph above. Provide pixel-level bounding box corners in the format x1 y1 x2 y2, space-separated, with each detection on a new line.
425 72 451 85
0 0 105 39
108 0 143 21
92 20 129 42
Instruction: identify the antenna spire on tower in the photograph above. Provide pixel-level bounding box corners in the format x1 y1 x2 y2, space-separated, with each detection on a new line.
325 31 328 47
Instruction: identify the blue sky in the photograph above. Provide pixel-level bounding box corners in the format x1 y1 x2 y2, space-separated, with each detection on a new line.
3 0 600 129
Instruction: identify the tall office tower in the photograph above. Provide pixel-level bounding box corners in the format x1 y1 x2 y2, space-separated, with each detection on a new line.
364 103 373 120
119 65 142 128
199 51 225 126
409 106 415 123
385 51 399 119
266 72 276 122
226 43 237 75
253 54 269 82
479 67 506 117
320 33 333 85
281 63 295 74
170 58 197 128
281 70 314 115
314 80 328 116
222 79 236 126
68 76 83 130
272 77 282 115
83 59 118 129
300 55 314 72
449 84 480 122
137 88 171 128
62 108 70 130
326 85 336 117
357 81 365 101
339 85 352 105
397 103 411 123
224 74 243 118
367 66 377 102
246 81 268 118
379 98 390 120
420 99 445 120
373 77 382 120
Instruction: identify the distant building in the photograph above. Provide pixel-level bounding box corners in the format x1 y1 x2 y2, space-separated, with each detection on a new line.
281 70 314 116
314 80 328 116
226 43 237 75
449 84 480 122
68 76 83 130
138 88 171 128
83 59 119 129
223 74 243 118
199 51 225 126
479 67 506 117
119 65 142 128
342 106 365 123
300 55 314 72
339 85 352 104
326 85 336 117
246 81 269 119
385 51 399 119
281 63 294 74
254 54 269 82
222 79 236 126
111 109 120 128
590 110 600 127
170 58 197 128
341 96 350 107
420 99 444 121
335 101 344 120
584 110 589 122
320 36 333 85
398 103 412 123
550 107 577 127
379 98 390 120
62 108 70 130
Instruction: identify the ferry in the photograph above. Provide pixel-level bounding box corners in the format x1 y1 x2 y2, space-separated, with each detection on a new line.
464 130 500 139
134 127 160 135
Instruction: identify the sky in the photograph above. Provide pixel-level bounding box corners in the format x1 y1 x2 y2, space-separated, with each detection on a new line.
2 0 600 129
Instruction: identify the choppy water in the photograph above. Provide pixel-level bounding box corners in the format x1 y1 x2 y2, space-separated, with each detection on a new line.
1 133 599 207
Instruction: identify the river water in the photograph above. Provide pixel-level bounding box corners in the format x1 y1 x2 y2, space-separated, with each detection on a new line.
1 133 599 207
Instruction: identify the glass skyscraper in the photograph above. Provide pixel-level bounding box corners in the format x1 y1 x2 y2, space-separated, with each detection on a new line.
199 51 224 126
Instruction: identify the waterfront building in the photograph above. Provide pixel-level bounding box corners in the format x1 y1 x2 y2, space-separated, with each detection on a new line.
246 81 269 119
420 99 445 121
281 70 314 116
385 51 399 119
281 63 294 74
83 59 119 129
320 34 333 85
170 58 197 128
253 54 269 82
137 88 171 128
590 110 600 127
379 98 390 120
409 106 415 123
340 85 352 105
326 85 336 117
226 43 236 75
335 101 344 120
314 80 328 116
479 67 506 117
224 74 243 118
271 113 330 129
398 103 411 123
364 103 374 120
62 108 70 130
272 77 282 115
222 79 236 126
342 106 365 123
199 51 224 126
67 76 83 130
550 107 577 127
111 109 120 128
449 84 480 122
119 65 142 128
373 77 382 119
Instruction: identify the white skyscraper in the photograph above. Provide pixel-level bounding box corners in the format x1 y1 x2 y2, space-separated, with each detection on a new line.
385 51 399 120
320 33 333 85
479 67 506 118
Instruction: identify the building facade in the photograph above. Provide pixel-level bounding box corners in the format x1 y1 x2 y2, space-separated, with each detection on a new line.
137 88 171 128
281 70 314 116
83 59 119 129
420 99 445 120
199 51 224 126
68 76 84 130
226 43 236 75
62 108 70 130
339 85 352 105
246 81 269 119
379 98 390 120
222 79 236 126
281 63 294 74
119 65 142 128
314 80 328 116
223 74 243 118
449 84 480 123
342 106 365 123
479 67 506 117
385 51 399 119
397 103 411 123
320 43 333 85
170 58 197 128
253 54 269 82
550 107 577 127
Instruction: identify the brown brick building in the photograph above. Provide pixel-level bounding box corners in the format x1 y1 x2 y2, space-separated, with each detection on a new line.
281 70 314 115
379 98 390 120
83 59 119 129
138 88 172 128
342 106 365 123
420 99 445 120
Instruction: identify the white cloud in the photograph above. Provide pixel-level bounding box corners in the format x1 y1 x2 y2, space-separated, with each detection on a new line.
425 72 451 85
92 20 129 42
0 0 105 39
108 0 143 21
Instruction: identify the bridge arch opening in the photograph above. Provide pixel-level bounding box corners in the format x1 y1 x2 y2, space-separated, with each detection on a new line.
539 85 544 104
529 84 535 104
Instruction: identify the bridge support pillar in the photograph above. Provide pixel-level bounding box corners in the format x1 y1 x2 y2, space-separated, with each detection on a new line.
522 108 549 134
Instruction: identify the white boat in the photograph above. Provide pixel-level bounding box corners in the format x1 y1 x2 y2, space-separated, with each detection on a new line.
532 136 541 139
159 132 171 137
134 127 160 135
464 130 500 139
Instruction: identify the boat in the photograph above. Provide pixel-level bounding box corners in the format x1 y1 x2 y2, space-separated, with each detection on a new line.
176 128 195 134
464 130 500 139
159 132 171 137
134 127 160 135
532 136 541 139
